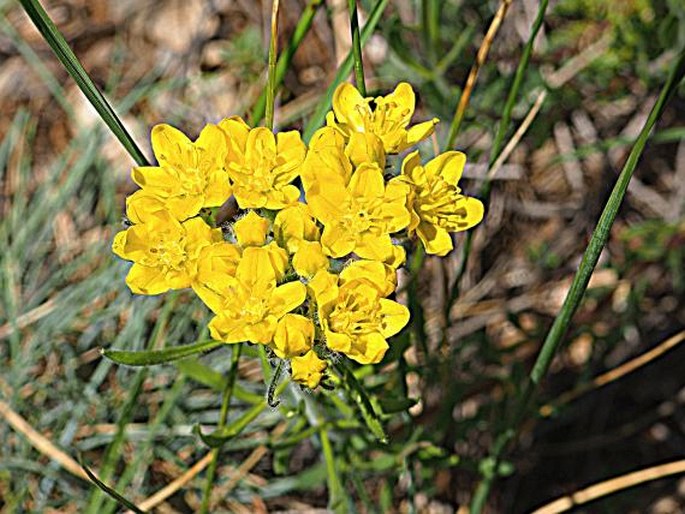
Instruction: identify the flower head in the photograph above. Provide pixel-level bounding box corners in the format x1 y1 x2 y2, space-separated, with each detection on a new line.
112 211 222 295
205 247 306 345
131 124 230 221
309 269 409 364
326 82 438 154
304 157 410 261
219 117 305 209
394 151 484 256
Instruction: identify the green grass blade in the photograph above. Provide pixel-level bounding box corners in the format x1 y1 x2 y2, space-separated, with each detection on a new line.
348 0 366 96
18 0 150 166
302 0 389 142
81 465 146 514
468 48 685 514
265 0 280 131
101 340 224 366
195 402 265 448
249 0 323 125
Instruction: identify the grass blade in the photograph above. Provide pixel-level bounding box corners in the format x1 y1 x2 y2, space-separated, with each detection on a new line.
302 0 389 142
249 0 323 125
82 464 146 514
265 0 280 130
18 0 149 166
101 340 224 366
348 0 366 96
336 361 387 443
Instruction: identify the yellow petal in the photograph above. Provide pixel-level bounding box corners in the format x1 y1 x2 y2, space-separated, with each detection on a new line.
320 224 356 258
150 124 193 168
345 132 386 168
292 241 329 278
290 350 327 389
377 82 415 126
244 317 279 344
355 233 394 262
425 151 466 184
416 221 453 256
348 163 385 200
131 166 178 193
400 151 422 181
406 118 439 148
234 211 269 247
340 260 395 296
245 128 277 171
218 116 250 160
269 281 306 318
350 332 388 364
209 314 249 343
307 270 339 312
272 314 314 358
305 181 350 225
274 131 306 183
126 263 175 295
125 190 168 224
324 330 352 354
236 246 279 284
379 299 410 337
332 83 369 131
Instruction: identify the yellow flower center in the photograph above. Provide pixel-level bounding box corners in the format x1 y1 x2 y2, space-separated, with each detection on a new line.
416 176 471 231
341 196 385 234
328 287 382 336
144 234 187 270
369 101 409 138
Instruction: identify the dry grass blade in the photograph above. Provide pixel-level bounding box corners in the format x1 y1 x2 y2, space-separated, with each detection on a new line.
0 399 93 481
530 459 685 513
0 298 57 339
446 0 514 148
540 330 685 416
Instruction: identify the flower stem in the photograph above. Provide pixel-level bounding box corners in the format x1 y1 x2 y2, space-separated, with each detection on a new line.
348 0 366 96
265 0 280 131
199 343 243 514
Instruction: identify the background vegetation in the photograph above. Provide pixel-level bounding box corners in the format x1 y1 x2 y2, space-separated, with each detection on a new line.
1 0 684 512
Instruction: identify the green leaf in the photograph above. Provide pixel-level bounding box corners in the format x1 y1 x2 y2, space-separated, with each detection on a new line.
81 464 146 514
378 396 417 414
102 340 224 366
18 0 149 166
302 0 390 141
336 361 387 443
195 402 265 448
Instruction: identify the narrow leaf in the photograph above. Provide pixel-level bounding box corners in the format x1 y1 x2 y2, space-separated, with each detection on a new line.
336 361 387 443
18 0 149 166
195 402 266 448
82 464 146 514
102 340 224 366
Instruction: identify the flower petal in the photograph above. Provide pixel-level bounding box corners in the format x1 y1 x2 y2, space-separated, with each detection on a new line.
269 281 306 318
379 299 410 337
332 83 370 131
425 151 466 184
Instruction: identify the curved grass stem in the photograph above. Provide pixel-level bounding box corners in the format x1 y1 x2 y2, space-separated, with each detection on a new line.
265 0 281 131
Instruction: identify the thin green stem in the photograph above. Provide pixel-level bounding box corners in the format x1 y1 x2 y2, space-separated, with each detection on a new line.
199 344 243 514
265 0 280 131
18 0 149 166
303 0 389 142
320 427 346 513
249 0 323 125
348 0 366 96
468 49 685 514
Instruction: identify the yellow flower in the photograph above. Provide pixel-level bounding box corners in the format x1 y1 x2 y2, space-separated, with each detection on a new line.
326 82 439 154
305 162 410 261
272 314 314 358
309 270 409 365
205 247 306 345
273 203 320 254
234 210 269 247
112 211 222 295
218 117 305 209
291 350 327 389
292 241 329 278
131 124 230 221
395 151 484 256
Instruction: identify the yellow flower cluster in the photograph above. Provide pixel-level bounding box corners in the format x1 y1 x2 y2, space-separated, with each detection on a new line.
112 82 484 388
